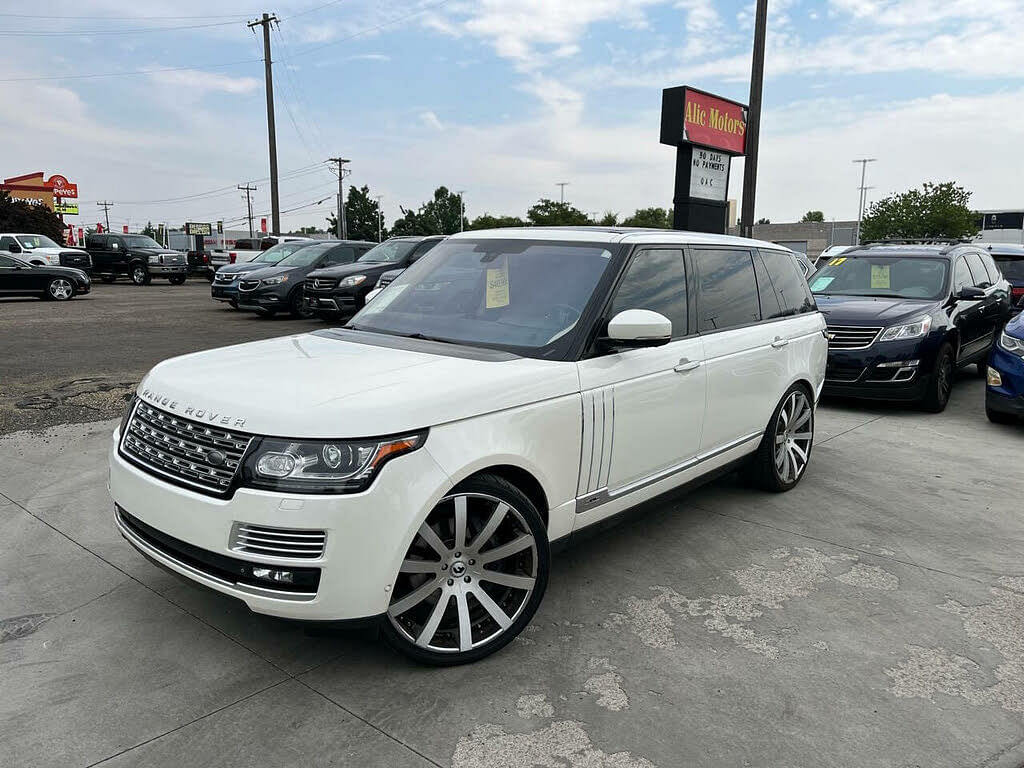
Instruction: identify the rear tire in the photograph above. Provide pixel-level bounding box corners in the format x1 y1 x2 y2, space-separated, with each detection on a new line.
130 264 151 286
921 343 954 413
743 384 814 492
168 275 186 285
46 278 75 301
381 473 549 666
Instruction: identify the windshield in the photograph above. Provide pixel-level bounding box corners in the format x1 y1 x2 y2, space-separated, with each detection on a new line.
253 241 312 264
810 256 949 300
993 256 1024 281
350 239 614 353
17 235 60 249
122 235 163 249
277 244 332 267
358 240 418 264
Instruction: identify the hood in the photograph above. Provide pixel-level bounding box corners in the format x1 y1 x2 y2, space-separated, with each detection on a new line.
131 247 180 257
1006 312 1024 340
219 260 279 276
815 294 936 326
138 332 578 438
242 264 301 280
24 245 87 256
308 261 393 279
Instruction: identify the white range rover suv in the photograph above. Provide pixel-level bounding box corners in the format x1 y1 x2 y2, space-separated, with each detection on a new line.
109 227 826 664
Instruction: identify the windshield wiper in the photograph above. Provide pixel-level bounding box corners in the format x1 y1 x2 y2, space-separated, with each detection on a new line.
402 332 456 344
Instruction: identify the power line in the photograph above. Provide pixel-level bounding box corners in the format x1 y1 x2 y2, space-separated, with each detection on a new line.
0 12 252 20
238 185 257 238
0 59 261 84
248 12 282 234
283 0 348 21
97 202 114 231
0 20 242 36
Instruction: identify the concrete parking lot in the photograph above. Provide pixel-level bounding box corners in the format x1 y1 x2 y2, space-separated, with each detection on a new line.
3 284 1024 767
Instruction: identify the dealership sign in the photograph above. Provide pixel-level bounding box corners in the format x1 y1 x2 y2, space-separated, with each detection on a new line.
689 148 730 202
54 202 79 215
185 221 212 236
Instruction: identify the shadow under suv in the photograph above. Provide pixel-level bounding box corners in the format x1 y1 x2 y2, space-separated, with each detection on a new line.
811 243 1012 412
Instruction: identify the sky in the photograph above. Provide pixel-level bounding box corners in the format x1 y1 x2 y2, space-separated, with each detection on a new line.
1 0 1022 234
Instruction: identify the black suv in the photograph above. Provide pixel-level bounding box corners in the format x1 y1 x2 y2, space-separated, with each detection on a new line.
984 243 1024 313
304 236 445 319
811 243 1012 411
86 233 188 285
236 240 376 318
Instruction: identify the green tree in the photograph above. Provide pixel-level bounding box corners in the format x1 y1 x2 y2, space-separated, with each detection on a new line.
800 210 825 223
468 213 527 230
621 207 672 228
141 221 157 238
597 211 619 226
326 185 387 241
0 192 65 243
756 217 771 225
526 198 591 226
860 181 978 241
295 225 325 235
390 186 467 236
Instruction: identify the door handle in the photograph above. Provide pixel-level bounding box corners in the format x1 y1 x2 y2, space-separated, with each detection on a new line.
674 358 701 373
771 337 790 349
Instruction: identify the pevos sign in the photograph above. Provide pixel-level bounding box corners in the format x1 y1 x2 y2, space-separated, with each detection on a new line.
45 174 79 199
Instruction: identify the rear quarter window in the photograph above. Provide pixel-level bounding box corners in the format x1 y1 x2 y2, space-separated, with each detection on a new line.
760 249 816 317
992 254 1024 281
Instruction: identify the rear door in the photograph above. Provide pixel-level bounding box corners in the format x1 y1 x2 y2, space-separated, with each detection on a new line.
951 255 986 360
964 251 1002 347
693 246 784 454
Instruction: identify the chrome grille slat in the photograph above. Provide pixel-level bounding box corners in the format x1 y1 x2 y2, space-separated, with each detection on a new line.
121 403 253 495
239 279 260 291
826 325 883 350
230 523 326 559
306 277 336 291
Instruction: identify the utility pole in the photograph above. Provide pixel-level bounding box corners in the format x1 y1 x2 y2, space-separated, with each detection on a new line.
740 0 768 239
375 195 383 242
97 201 113 232
853 158 877 244
248 13 280 234
556 182 569 204
456 190 466 232
328 157 350 239
238 184 257 238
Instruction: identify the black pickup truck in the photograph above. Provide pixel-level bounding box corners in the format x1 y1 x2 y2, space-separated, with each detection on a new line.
85 233 188 285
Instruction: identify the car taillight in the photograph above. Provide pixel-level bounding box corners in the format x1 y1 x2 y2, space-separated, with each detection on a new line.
1012 286 1024 297
229 252 237 264
203 254 209 264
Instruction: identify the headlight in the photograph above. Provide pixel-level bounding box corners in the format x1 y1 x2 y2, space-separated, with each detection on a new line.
879 315 932 342
242 432 426 494
339 275 367 288
148 254 162 264
1000 331 1024 356
261 275 289 285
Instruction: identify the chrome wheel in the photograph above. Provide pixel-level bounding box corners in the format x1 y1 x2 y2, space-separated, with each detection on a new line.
131 265 147 284
773 390 812 484
388 492 539 654
48 278 73 300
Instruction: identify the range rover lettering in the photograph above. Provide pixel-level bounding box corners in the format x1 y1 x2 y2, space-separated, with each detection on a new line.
109 228 826 664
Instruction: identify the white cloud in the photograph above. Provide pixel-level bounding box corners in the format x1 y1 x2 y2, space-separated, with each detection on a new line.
345 53 391 62
148 69 260 94
419 111 444 131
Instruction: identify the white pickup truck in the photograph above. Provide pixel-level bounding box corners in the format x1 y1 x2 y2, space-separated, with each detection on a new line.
0 232 92 270
209 235 310 271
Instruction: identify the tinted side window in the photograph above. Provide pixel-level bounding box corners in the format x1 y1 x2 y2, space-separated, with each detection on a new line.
324 246 354 266
693 248 761 331
410 239 442 262
752 253 782 319
609 249 688 338
761 249 815 317
0 235 17 249
980 252 1001 283
953 257 972 292
965 252 990 287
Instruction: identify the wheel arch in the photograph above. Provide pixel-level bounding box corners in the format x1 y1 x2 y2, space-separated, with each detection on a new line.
453 464 550 531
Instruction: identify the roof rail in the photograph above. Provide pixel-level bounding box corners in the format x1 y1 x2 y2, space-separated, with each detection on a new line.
860 237 971 246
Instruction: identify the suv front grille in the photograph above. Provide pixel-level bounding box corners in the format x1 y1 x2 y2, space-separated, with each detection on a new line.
239 279 260 291
214 272 235 283
306 277 335 291
230 523 327 559
826 325 883 350
120 402 253 495
378 275 396 288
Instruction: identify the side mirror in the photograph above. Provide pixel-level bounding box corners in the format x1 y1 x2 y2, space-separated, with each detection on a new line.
603 309 672 348
8 243 21 253
957 286 985 300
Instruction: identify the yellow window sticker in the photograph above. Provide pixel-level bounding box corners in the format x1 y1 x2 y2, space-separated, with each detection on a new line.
870 264 890 289
486 260 510 308
828 257 847 266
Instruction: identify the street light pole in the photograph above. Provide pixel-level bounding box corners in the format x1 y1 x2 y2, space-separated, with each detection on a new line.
456 190 466 232
853 158 877 244
739 0 768 239
375 195 383 242
556 182 569 203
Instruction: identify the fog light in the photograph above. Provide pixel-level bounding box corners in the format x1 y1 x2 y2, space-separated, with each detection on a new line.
988 368 1003 387
252 567 294 584
877 359 920 368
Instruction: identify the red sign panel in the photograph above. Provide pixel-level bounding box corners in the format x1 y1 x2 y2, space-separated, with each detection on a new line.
682 88 747 155
123 225 129 234
260 217 268 233
45 174 78 198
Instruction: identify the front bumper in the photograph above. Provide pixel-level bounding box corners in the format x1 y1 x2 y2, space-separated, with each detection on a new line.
305 288 361 316
237 286 288 311
109 433 452 621
148 264 187 276
987 344 1024 416
211 283 239 302
821 336 937 402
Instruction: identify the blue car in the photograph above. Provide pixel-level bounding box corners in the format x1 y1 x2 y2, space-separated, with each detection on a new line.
986 312 1024 423
210 239 315 308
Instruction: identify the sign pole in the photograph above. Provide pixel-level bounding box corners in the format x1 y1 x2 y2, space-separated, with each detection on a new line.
739 0 768 238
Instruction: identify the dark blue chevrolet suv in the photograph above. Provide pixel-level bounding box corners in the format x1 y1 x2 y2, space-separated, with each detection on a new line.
811 243 1012 412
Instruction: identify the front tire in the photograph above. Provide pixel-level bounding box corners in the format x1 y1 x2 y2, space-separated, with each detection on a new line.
921 342 954 413
289 287 313 319
46 278 75 301
168 275 187 285
743 385 814 492
382 473 549 665
130 264 151 285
